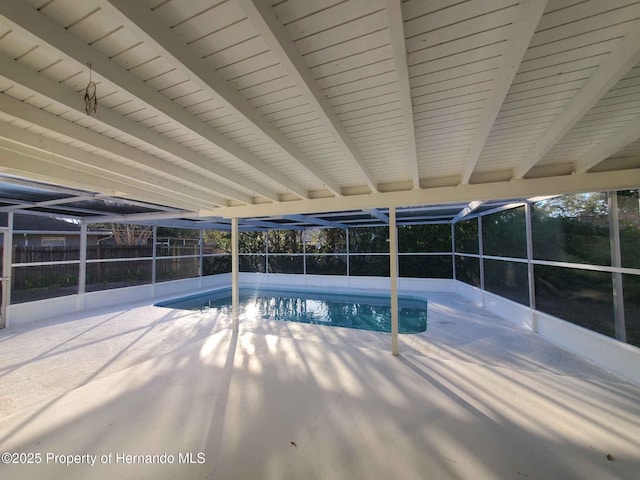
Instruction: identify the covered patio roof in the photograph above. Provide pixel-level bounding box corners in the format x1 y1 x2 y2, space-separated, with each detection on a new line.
0 174 537 229
0 0 638 225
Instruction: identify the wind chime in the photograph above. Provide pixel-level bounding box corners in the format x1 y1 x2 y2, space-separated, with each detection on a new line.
84 64 98 116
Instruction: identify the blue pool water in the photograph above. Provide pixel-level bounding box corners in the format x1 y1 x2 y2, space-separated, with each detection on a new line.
155 288 427 334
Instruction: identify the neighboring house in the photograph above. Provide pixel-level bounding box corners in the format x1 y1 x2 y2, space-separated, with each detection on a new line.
12 214 111 248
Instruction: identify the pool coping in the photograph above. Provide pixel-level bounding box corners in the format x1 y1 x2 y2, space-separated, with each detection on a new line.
154 283 432 307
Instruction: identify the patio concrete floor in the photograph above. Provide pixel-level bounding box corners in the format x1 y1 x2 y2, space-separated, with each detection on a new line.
0 291 639 479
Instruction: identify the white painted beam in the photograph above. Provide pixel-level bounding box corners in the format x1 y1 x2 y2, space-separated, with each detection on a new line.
0 146 206 211
0 176 93 198
365 208 389 223
0 144 206 211
83 210 199 224
452 201 485 223
137 219 225 230
0 94 227 206
0 200 116 217
400 220 451 225
0 176 176 213
397 205 462 213
213 169 640 219
0 54 276 203
0 0 309 199
385 0 419 189
279 214 349 229
575 114 640 173
239 220 303 230
0 195 93 212
472 202 525 218
237 0 378 193
8 204 117 217
100 0 341 196
0 118 223 209
460 0 547 184
0 177 171 216
7 209 83 222
224 218 306 230
513 19 640 179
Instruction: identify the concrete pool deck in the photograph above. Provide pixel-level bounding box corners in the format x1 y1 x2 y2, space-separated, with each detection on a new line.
0 291 639 479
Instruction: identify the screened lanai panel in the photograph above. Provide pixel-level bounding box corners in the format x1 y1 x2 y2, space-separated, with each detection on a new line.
306 254 347 276
482 206 527 259
456 255 481 287
531 192 611 266
535 265 615 339
203 256 231 276
618 189 640 269
12 263 79 304
398 224 451 252
86 260 153 292
623 274 640 347
455 220 479 254
484 259 529 306
399 256 452 279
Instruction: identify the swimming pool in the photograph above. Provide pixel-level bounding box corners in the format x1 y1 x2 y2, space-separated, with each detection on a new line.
155 287 427 334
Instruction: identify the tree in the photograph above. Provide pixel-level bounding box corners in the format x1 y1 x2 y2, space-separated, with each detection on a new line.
90 223 152 246
203 229 231 253
536 192 608 223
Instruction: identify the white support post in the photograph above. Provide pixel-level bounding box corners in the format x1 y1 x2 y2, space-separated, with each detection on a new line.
232 218 239 333
478 217 485 292
302 231 306 277
346 228 350 279
524 202 537 331
78 223 87 311
198 229 204 288
389 207 399 356
1 212 13 328
451 223 456 281
608 191 626 342
265 231 269 274
151 226 157 296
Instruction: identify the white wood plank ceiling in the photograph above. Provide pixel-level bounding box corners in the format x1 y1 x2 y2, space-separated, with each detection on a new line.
0 0 638 221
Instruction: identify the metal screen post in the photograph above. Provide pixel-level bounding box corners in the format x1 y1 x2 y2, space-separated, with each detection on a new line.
389 207 399 356
1 212 13 328
199 229 204 277
231 218 239 333
451 223 456 280
608 191 626 342
152 226 157 285
265 230 269 274
346 228 350 278
524 202 537 331
78 223 87 311
478 216 485 291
